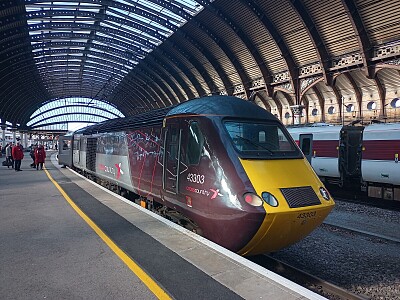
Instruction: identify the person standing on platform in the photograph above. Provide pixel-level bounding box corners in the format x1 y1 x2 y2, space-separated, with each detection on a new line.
12 141 24 171
30 144 37 168
35 144 46 170
5 142 13 169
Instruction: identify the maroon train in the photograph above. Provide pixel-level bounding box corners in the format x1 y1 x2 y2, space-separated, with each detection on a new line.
59 96 335 256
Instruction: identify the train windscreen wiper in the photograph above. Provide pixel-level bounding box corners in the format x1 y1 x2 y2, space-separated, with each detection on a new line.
235 135 274 155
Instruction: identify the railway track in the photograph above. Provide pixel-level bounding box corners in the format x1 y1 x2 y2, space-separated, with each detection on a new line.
249 254 370 300
328 188 400 212
322 222 400 244
250 199 400 300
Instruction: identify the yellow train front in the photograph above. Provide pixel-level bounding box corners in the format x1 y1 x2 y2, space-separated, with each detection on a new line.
167 96 335 256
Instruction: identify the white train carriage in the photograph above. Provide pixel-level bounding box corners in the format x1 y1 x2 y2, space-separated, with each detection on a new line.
288 123 400 201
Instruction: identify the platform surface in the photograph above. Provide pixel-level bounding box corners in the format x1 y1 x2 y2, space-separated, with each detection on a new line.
0 152 326 299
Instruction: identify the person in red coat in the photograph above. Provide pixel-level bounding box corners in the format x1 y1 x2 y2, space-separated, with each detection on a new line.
35 144 46 170
12 141 24 171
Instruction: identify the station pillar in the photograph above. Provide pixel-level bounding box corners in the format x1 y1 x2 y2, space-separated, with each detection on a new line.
290 105 305 125
1 125 6 148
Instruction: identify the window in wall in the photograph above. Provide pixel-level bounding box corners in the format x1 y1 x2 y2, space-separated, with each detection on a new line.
390 98 400 108
312 108 318 116
345 104 355 112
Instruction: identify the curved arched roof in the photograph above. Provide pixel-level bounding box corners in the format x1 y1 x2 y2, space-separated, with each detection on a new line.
1 0 399 129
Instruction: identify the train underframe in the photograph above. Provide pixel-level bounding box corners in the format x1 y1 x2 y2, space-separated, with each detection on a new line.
321 175 400 201
72 166 203 235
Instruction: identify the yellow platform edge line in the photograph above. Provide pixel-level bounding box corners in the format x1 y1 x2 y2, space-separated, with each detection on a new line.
44 168 172 300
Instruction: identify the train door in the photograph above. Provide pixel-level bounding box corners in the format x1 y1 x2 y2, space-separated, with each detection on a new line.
339 126 364 185
86 137 97 172
162 121 182 194
72 137 80 165
299 134 313 164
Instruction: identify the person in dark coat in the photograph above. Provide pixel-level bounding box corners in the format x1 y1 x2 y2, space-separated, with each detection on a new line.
30 144 37 168
34 144 46 170
12 141 24 171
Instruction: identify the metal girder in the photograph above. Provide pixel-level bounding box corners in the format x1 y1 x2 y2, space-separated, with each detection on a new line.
253 91 272 112
331 84 343 121
156 44 208 97
289 0 333 86
175 29 234 94
312 86 326 123
30 104 120 120
198 0 274 97
136 62 183 104
191 15 252 98
115 71 165 108
344 72 362 118
341 0 374 78
116 74 166 108
241 0 300 102
164 40 218 95
30 112 110 128
373 74 385 117
132 66 178 105
147 50 195 100
30 32 147 56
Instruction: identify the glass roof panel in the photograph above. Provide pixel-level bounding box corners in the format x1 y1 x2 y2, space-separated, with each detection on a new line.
27 97 125 128
24 0 204 110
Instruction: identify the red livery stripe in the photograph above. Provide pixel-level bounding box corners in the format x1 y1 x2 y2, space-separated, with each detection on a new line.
312 140 339 158
362 140 400 160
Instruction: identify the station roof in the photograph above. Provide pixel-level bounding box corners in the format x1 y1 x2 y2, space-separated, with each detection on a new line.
1 0 399 129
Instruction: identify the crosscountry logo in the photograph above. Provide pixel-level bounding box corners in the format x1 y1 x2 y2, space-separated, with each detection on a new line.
98 163 124 180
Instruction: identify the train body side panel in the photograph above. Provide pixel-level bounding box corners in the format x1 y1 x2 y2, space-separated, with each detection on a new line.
288 126 341 179
361 124 400 186
310 157 340 178
95 153 133 190
126 127 163 199
362 160 400 185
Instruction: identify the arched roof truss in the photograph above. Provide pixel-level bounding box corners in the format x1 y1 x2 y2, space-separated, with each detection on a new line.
1 0 400 129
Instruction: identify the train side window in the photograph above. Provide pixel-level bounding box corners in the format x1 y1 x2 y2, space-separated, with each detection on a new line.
168 127 179 161
187 121 204 165
301 138 311 155
259 131 266 142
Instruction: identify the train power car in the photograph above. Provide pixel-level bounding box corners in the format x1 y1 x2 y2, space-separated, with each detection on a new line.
288 122 400 201
59 95 335 256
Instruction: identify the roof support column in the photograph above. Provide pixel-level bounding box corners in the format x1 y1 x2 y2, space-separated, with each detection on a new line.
1 124 6 148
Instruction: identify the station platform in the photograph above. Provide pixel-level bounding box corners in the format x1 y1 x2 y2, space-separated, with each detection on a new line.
0 152 326 300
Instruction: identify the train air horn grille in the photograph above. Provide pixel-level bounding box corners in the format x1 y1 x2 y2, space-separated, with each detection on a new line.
280 186 321 208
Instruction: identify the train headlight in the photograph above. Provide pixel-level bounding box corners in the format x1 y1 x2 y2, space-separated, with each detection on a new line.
261 192 279 207
243 193 263 207
319 187 330 200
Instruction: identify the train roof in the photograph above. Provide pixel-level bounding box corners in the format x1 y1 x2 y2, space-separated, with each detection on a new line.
167 95 276 120
74 96 277 135
74 106 173 135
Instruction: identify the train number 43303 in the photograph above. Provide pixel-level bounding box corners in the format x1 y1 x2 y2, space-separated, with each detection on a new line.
297 211 317 219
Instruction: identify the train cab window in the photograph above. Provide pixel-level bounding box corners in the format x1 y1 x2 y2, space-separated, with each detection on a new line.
224 120 301 158
187 122 204 165
61 141 70 151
